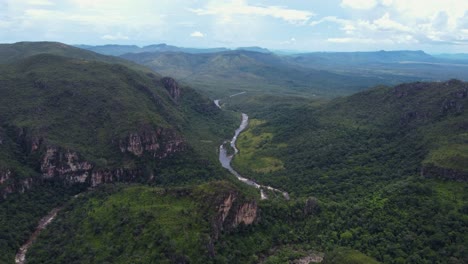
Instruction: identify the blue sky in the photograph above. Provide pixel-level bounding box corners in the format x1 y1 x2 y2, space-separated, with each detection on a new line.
1 0 468 53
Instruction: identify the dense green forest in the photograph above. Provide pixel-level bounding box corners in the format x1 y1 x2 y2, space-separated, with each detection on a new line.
218 81 467 263
0 42 466 264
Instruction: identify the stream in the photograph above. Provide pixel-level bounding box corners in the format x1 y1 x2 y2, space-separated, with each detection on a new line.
15 207 62 264
216 99 289 200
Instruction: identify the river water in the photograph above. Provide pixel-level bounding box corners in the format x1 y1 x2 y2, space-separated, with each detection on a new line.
216 100 289 200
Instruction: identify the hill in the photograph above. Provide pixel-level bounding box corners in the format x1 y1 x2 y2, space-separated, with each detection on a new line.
0 41 151 73
76 43 229 56
0 42 240 263
121 50 413 98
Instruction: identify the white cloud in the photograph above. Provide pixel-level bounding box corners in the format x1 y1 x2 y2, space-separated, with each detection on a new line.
190 31 204 37
101 32 129 40
372 13 411 32
191 0 314 24
28 0 54 5
316 1 468 46
341 0 377 10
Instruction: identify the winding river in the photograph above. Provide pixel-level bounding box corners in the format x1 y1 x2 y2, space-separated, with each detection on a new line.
216 99 289 200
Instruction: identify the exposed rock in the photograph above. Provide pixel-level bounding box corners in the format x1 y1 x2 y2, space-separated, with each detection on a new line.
40 147 93 182
211 191 258 240
293 253 324 264
161 77 181 101
119 127 184 158
218 193 236 222
90 168 142 187
234 202 257 226
1 176 34 200
421 164 468 182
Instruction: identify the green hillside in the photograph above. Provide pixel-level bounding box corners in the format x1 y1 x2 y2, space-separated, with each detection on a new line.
0 41 152 73
218 80 467 263
27 181 257 264
0 42 240 263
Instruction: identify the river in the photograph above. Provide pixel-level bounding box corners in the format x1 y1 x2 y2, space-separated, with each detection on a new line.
216 99 289 200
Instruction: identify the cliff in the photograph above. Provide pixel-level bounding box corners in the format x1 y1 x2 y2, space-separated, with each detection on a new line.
161 77 181 101
208 190 258 243
0 126 185 199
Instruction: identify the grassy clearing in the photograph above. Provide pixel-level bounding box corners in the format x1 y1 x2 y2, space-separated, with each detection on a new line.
232 119 285 174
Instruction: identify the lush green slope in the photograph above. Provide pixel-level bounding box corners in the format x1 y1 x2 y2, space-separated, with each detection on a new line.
217 80 467 263
0 42 239 263
27 181 257 264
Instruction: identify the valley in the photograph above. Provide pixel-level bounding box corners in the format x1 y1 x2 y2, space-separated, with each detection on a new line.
0 41 466 264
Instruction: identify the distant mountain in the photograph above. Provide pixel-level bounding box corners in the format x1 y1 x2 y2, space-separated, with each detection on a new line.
76 43 229 56
286 50 468 81
433 53 468 61
122 50 417 98
236 46 271 53
289 50 435 65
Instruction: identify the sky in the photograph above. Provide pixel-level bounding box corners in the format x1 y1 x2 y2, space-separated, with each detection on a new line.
1 0 468 53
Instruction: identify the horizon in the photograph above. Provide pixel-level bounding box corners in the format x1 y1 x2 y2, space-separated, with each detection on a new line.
1 0 467 53
3 40 466 55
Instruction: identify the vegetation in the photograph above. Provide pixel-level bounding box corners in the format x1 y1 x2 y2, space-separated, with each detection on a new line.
0 42 467 264
215 81 468 263
0 42 238 263
122 50 417 98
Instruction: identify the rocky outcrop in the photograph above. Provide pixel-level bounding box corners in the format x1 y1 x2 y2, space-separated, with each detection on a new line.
161 77 181 101
90 168 142 187
421 164 468 182
234 202 257 226
119 127 184 158
212 191 258 240
0 171 33 199
40 147 93 183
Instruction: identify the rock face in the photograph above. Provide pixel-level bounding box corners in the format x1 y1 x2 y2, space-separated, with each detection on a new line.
119 127 184 158
421 164 468 182
0 126 185 199
161 77 181 101
212 191 258 239
40 147 93 183
0 169 33 199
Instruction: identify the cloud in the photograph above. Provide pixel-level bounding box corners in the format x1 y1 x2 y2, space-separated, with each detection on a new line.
101 32 129 40
191 0 314 24
190 31 204 37
314 1 468 46
28 0 54 5
341 0 377 10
